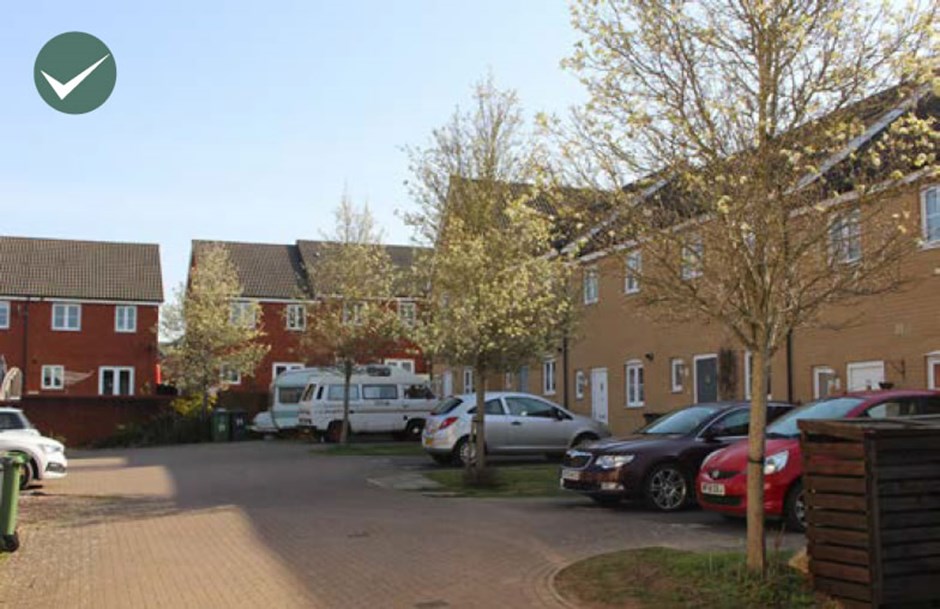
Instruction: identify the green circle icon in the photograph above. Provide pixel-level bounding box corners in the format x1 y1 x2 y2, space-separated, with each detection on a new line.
34 32 116 114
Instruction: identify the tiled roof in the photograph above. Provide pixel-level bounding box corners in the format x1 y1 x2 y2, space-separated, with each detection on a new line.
192 240 310 300
194 240 429 299
0 236 163 302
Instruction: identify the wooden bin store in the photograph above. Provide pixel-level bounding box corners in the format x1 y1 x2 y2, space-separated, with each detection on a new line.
799 417 940 608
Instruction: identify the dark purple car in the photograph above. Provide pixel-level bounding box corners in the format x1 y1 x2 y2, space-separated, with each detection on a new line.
560 401 793 511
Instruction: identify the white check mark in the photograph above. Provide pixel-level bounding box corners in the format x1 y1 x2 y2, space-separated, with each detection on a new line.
40 54 110 100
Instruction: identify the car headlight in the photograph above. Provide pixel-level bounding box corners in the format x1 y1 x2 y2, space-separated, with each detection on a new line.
701 448 726 468
764 450 789 475
595 454 635 469
39 443 63 454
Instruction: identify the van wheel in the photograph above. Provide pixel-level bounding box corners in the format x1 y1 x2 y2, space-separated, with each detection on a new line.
403 419 425 442
784 480 806 532
325 421 344 444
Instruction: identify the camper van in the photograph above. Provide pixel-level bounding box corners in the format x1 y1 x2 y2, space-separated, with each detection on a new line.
252 367 326 433
296 365 435 441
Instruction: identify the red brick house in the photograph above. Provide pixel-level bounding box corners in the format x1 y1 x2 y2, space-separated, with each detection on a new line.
0 237 163 397
189 239 428 393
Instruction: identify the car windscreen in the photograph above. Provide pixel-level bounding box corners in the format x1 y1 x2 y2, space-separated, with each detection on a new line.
767 397 865 438
432 397 463 415
640 405 720 434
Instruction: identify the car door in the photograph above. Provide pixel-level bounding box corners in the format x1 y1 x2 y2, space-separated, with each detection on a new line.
504 396 567 451
689 408 750 467
468 398 512 451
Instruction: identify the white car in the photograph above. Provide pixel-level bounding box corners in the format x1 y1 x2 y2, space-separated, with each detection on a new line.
0 407 67 489
422 392 611 466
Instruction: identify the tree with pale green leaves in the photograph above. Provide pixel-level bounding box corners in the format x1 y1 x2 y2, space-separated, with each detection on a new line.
408 78 577 476
559 0 937 572
162 243 269 418
301 193 408 444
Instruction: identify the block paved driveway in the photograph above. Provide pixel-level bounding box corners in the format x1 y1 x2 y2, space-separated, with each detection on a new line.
0 441 800 609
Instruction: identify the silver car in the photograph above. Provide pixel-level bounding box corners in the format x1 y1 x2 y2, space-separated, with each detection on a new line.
422 392 610 466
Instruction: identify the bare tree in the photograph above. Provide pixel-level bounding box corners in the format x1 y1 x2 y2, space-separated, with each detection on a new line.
561 0 937 571
301 193 407 444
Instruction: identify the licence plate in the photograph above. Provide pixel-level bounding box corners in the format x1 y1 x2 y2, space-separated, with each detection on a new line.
701 482 725 496
562 469 581 482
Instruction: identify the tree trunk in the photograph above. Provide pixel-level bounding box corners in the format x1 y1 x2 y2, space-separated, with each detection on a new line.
746 348 770 573
341 359 353 445
472 366 487 472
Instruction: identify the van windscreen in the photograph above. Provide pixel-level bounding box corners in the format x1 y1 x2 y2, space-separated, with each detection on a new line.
300 384 317 402
278 386 305 404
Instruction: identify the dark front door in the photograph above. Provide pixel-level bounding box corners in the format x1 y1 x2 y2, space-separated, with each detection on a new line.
695 357 718 403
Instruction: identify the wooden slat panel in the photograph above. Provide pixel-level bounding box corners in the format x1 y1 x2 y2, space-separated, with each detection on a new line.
809 510 868 530
880 494 940 512
874 452 940 467
879 479 940 496
882 574 940 602
882 555 940 577
805 475 866 494
880 511 940 529
806 460 866 476
810 493 868 511
809 543 870 566
812 576 872 601
800 420 867 440
876 437 940 452
832 599 872 609
807 525 870 547
804 442 865 459
882 527 940 544
882 541 940 560
811 559 871 584
877 464 940 481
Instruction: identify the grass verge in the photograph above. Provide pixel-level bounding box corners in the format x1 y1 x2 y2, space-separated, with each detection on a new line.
314 442 427 457
554 547 833 609
424 463 565 497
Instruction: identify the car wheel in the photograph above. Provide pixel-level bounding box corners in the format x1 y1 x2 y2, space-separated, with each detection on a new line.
325 421 344 444
453 437 476 467
403 419 425 442
590 494 621 507
17 457 34 491
644 463 690 512
430 453 452 466
784 480 806 532
570 433 599 448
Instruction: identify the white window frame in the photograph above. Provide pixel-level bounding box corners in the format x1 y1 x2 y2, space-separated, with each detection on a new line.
846 360 885 392
829 208 862 264
220 365 242 386
272 362 304 380
52 303 81 331
670 358 685 393
0 301 9 329
384 358 415 373
681 236 703 280
115 305 137 333
927 352 940 390
625 360 644 408
624 251 641 294
575 370 586 400
285 304 306 331
463 368 474 394
922 185 940 247
98 366 135 396
543 358 557 396
343 302 364 326
229 301 256 328
744 351 773 400
398 301 417 327
813 366 837 400
583 268 599 305
41 365 64 390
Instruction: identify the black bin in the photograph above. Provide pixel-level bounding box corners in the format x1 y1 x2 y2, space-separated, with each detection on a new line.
229 410 249 441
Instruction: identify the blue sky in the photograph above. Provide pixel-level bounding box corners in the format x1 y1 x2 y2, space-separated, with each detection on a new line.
0 1 586 297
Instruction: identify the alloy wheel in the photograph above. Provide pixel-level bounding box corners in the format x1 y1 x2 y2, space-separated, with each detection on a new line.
648 467 687 511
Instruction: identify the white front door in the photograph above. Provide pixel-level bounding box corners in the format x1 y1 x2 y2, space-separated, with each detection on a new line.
590 368 609 425
846 361 885 391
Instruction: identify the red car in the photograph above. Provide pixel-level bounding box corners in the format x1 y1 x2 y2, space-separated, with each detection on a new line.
696 389 940 531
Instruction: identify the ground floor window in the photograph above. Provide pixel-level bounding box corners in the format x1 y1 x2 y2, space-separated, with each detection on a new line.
517 366 529 393
463 368 474 394
575 370 586 400
670 358 685 393
813 366 837 399
927 352 940 390
625 360 644 407
99 366 134 396
42 365 64 390
543 358 556 395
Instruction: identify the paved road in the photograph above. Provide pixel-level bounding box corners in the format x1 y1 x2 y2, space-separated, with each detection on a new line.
0 441 801 609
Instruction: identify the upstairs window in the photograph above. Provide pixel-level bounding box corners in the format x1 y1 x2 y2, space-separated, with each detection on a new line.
625 251 641 294
286 304 306 331
681 236 703 280
52 303 81 331
829 208 862 264
923 185 939 245
220 365 241 385
398 301 417 327
115 305 137 333
229 302 256 328
583 268 599 304
342 302 364 326
0 301 9 329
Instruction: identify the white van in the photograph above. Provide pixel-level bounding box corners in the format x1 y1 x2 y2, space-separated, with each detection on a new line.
258 368 326 433
296 365 435 441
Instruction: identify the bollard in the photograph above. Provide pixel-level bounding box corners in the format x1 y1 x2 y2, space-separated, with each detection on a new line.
0 454 24 552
